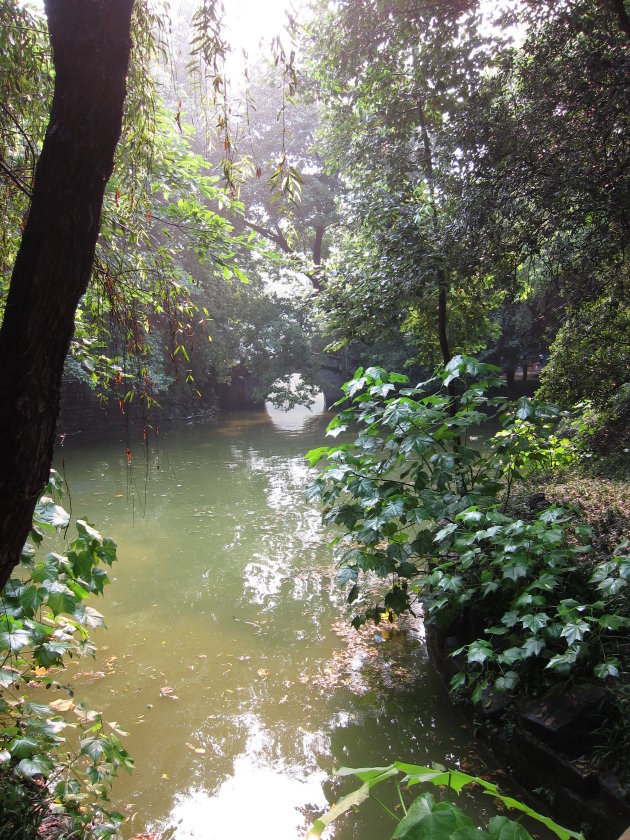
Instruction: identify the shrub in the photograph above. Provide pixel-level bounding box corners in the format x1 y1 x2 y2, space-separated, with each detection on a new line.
0 471 132 838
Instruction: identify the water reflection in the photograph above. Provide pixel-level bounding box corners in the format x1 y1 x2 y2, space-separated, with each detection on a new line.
266 392 326 433
53 409 489 839
151 715 328 838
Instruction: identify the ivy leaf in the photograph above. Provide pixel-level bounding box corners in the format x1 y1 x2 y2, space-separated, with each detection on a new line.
336 566 358 587
597 614 629 631
497 648 523 666
594 659 619 679
80 737 108 762
20 585 44 615
522 637 545 658
596 578 627 596
503 561 528 582
18 755 54 778
495 671 519 692
306 446 329 467
434 523 458 543
0 668 19 689
10 736 39 759
521 613 549 632
546 648 579 672
0 627 31 653
560 620 589 646
467 642 493 665
33 497 70 529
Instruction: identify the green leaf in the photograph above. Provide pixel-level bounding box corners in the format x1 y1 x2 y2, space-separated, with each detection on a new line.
497 648 522 666
10 736 39 759
467 642 493 665
18 755 54 778
594 659 619 679
306 447 329 467
80 737 108 762
20 585 45 615
393 794 474 839
560 620 589 646
495 671 519 692
521 613 549 632
434 523 458 543
488 816 534 840
522 637 545 657
0 627 31 653
33 498 70 529
503 560 528 582
0 668 19 689
308 782 371 837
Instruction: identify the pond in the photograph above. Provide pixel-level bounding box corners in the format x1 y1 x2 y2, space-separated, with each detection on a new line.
53 401 493 839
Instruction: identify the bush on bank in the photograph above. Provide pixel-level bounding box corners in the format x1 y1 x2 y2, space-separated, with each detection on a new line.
307 357 630 770
0 471 132 838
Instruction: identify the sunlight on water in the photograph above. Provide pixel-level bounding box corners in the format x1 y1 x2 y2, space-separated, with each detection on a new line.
54 409 489 839
151 716 328 838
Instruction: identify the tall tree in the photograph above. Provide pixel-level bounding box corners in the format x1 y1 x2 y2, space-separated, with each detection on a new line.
0 0 135 591
456 0 630 409
305 0 502 366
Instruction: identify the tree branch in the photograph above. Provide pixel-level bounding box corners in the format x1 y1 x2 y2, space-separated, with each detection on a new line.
243 218 292 253
0 157 33 198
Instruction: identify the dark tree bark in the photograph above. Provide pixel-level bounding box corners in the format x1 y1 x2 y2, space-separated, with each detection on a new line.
417 98 452 367
607 0 630 40
0 0 134 592
312 224 325 266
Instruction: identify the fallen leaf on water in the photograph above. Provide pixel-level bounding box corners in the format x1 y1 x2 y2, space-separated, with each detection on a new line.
73 707 99 722
108 721 129 737
49 698 75 713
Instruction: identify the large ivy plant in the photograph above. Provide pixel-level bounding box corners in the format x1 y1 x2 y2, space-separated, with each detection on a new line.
0 471 132 837
307 357 629 701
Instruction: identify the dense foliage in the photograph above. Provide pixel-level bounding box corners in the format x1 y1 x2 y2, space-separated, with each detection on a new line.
0 472 131 837
304 0 630 428
307 357 629 703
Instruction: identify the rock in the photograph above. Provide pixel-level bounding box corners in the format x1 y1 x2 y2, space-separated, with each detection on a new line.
528 492 548 511
518 684 609 752
474 686 512 720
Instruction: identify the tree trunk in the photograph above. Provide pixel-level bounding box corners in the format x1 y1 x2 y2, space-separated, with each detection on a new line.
417 98 452 367
313 224 325 266
0 0 134 592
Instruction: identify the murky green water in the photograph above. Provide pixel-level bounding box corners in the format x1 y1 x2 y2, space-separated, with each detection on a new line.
53 403 491 839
